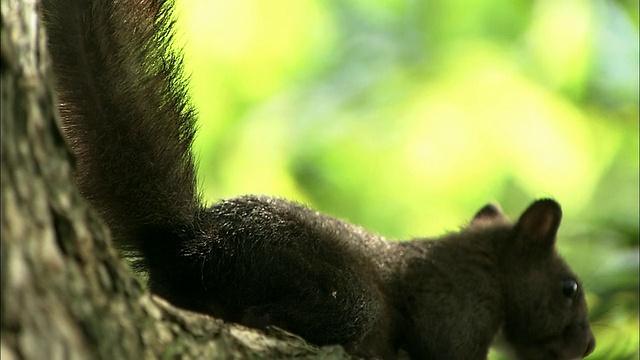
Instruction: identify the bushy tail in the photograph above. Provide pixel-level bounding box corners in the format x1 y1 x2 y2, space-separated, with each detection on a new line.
42 0 201 254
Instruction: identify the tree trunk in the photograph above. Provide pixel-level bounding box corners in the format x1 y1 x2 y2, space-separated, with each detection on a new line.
0 1 349 359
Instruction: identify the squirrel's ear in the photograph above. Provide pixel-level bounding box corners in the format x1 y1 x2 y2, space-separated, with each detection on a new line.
515 199 562 248
470 203 505 226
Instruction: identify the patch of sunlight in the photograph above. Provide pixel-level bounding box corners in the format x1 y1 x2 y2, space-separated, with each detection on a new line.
591 311 640 359
207 101 307 203
488 346 512 360
498 91 619 212
399 43 618 214
397 45 518 204
175 0 334 126
349 0 411 24
526 0 595 96
176 0 335 101
175 0 336 200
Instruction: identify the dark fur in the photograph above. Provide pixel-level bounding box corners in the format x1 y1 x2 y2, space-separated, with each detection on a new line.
42 1 595 359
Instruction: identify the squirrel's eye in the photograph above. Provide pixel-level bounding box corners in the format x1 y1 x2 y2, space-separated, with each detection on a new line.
561 279 578 299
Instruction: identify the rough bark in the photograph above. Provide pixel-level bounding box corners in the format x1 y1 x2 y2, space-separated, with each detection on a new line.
0 1 349 359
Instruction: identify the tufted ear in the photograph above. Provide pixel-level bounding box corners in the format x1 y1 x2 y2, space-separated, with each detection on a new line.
515 199 562 249
470 203 505 226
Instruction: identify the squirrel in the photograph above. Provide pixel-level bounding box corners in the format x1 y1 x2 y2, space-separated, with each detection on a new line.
41 0 596 359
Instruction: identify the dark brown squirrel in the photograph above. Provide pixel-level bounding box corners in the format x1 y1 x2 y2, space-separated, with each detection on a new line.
41 0 596 359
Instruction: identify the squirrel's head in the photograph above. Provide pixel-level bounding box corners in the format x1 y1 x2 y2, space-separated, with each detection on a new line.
496 199 595 360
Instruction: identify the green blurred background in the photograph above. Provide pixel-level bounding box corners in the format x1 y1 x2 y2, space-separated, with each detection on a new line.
174 0 639 358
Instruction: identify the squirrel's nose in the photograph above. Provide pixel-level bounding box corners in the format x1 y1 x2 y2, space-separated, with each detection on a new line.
582 329 596 357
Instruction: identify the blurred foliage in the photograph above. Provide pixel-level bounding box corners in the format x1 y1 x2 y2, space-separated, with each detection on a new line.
174 0 638 358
